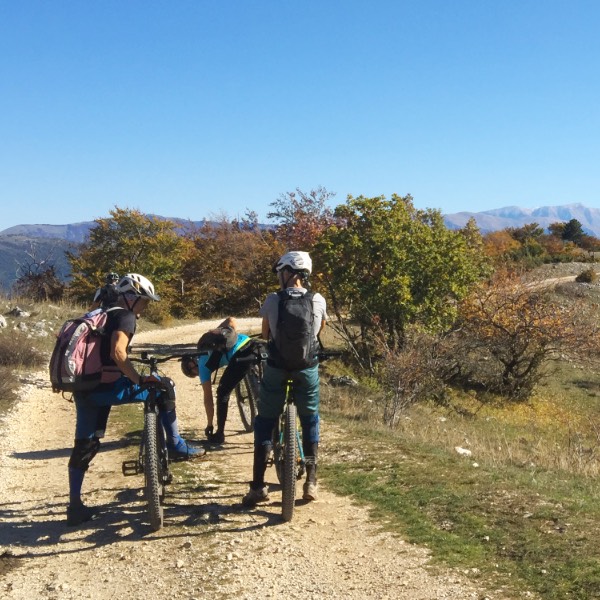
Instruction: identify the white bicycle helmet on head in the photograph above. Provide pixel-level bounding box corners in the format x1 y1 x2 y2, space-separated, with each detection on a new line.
272 251 312 275
116 273 160 301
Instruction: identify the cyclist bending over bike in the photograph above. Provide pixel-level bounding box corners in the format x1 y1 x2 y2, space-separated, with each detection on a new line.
67 273 204 526
242 251 327 507
181 317 260 444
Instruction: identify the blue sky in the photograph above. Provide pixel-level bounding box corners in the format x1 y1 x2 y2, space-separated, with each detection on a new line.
1 1 599 231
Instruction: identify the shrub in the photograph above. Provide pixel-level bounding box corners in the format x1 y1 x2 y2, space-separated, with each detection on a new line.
575 267 598 283
448 270 600 402
375 329 448 425
0 366 17 407
0 331 47 367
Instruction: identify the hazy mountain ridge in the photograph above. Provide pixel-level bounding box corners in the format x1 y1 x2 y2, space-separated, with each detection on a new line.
0 216 208 244
443 202 600 236
2 203 600 291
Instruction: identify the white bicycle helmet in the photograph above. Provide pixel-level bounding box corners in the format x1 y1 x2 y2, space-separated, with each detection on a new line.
116 273 160 301
272 251 312 275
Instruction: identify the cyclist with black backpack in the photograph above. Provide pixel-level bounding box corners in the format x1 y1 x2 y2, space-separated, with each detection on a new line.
242 251 327 507
90 271 120 310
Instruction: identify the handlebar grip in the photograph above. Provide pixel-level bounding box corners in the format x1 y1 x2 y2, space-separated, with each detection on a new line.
235 351 268 364
318 351 343 362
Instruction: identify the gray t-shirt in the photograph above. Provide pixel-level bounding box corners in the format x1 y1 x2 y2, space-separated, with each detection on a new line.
259 287 327 341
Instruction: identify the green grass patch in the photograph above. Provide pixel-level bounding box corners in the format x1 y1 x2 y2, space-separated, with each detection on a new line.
321 401 600 599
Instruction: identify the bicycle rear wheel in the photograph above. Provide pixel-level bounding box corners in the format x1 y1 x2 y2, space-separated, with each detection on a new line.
281 403 297 522
144 409 164 531
272 414 283 484
235 369 258 432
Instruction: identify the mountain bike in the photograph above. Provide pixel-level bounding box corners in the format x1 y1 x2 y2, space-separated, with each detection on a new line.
273 349 341 522
238 347 341 522
122 351 206 531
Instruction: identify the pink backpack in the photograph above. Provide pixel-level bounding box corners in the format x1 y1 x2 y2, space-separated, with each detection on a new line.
49 307 122 393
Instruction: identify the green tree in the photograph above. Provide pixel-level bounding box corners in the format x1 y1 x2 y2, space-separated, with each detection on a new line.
505 223 547 266
562 218 585 245
548 221 566 238
67 207 189 316
316 194 489 370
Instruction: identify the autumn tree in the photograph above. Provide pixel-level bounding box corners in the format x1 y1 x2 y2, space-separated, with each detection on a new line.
12 242 64 301
317 194 489 370
179 213 283 317
267 186 336 252
446 270 600 401
483 230 521 260
67 208 189 318
13 263 65 302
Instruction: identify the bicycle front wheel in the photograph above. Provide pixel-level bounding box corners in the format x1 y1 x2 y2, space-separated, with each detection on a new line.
281 403 298 522
144 409 164 531
235 369 258 432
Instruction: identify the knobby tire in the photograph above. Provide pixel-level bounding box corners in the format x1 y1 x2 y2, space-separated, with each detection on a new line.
144 409 164 531
235 369 258 432
272 417 283 484
281 403 297 522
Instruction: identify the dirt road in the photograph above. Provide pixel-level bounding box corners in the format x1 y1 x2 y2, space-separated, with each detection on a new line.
0 319 508 599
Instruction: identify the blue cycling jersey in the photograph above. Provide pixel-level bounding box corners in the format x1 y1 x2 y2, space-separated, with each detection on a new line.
198 333 250 383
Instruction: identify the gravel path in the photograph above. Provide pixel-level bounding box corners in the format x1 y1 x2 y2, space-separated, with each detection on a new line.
0 318 511 599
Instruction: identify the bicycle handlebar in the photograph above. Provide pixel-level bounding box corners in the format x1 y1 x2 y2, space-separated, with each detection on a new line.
317 350 343 362
234 349 343 365
130 350 208 365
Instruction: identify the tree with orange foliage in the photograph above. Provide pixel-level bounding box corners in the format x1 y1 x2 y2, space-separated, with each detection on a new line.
267 186 336 252
483 230 521 259
448 269 600 401
179 213 283 317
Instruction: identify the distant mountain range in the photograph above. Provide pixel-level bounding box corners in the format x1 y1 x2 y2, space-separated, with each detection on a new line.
443 203 600 237
1 203 599 291
0 216 207 244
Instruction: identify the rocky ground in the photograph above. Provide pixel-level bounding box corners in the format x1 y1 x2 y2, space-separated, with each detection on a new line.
0 318 514 599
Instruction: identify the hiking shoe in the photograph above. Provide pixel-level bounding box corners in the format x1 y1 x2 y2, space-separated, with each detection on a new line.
168 438 206 460
303 481 318 502
207 430 225 445
66 504 99 526
242 485 269 507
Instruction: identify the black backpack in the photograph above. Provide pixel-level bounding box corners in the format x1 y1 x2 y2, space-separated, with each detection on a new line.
197 326 238 352
197 326 239 373
269 290 318 370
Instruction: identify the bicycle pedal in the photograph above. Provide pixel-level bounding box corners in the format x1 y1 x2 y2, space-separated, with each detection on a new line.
122 460 141 476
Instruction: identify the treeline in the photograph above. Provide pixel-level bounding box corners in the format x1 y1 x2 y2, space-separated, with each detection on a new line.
15 189 600 412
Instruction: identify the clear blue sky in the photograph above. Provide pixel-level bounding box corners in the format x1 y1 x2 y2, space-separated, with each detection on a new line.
1 1 599 231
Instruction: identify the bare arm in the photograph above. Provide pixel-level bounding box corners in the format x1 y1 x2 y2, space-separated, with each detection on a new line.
261 316 270 340
110 330 141 384
201 380 215 427
319 317 327 334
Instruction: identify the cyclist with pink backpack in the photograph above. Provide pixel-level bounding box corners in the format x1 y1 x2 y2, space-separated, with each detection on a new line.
66 273 204 526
